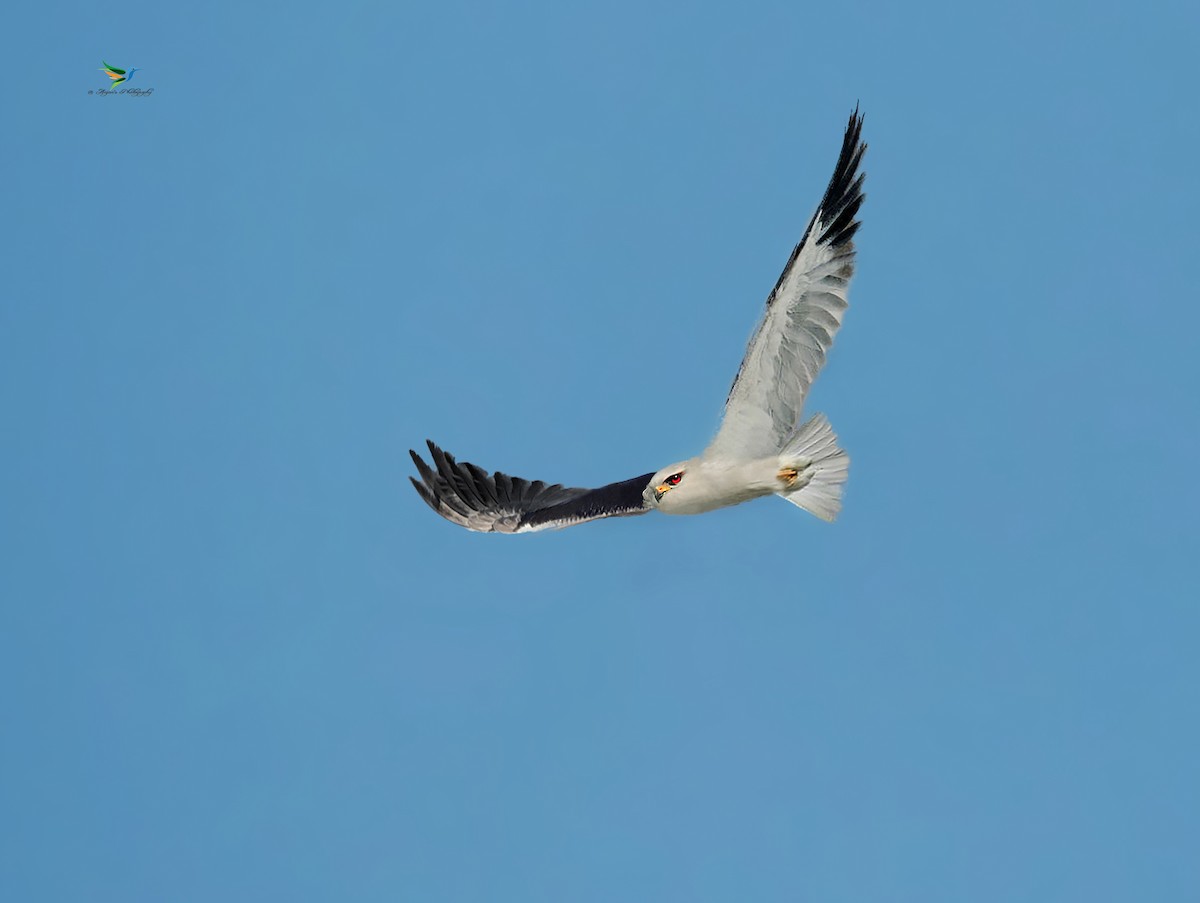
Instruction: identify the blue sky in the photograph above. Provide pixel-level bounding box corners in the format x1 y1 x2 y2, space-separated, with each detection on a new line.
3 1 1198 900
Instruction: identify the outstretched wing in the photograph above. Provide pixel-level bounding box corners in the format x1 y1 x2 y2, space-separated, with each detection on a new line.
704 108 866 461
102 61 126 75
410 440 654 533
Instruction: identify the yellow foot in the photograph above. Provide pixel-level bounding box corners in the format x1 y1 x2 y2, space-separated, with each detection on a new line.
778 466 800 487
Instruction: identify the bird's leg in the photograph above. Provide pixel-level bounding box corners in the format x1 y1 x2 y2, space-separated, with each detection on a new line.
777 462 814 491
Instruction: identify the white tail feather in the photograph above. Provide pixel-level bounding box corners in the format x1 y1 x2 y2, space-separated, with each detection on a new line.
779 414 849 522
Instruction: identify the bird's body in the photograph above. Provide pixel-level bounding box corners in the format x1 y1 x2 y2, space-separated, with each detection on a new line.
650 456 781 516
411 109 866 534
646 412 848 520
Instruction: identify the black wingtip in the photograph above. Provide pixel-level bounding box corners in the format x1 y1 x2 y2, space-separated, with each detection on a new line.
410 447 437 486
409 475 440 513
763 109 868 308
814 108 867 251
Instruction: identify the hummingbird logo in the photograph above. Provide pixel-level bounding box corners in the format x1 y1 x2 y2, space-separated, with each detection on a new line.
99 60 139 88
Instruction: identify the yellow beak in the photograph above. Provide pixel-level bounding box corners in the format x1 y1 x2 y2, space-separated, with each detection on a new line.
654 484 671 501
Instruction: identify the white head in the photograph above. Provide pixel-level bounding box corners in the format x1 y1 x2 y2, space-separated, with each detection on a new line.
643 459 695 513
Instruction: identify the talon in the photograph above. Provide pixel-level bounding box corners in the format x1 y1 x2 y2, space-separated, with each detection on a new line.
778 467 800 487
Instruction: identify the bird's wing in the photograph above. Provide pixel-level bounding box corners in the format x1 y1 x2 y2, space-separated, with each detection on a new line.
102 61 126 75
410 441 654 533
703 109 865 461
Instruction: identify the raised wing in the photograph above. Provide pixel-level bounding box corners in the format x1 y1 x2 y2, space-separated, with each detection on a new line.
102 61 126 75
410 440 654 533
704 109 865 461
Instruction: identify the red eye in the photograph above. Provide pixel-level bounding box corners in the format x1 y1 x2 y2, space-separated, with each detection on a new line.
665 473 683 486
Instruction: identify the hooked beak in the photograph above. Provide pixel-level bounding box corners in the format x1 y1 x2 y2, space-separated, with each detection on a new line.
654 484 671 502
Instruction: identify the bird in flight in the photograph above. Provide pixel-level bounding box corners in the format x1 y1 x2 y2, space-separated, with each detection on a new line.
99 61 138 88
411 109 866 534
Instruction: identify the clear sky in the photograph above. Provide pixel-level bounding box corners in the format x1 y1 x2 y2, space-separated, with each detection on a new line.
2 1 1198 900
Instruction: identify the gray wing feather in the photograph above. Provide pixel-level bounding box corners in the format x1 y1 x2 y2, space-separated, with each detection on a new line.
704 109 866 461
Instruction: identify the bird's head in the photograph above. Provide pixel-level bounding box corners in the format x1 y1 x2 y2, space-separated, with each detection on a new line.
644 461 691 510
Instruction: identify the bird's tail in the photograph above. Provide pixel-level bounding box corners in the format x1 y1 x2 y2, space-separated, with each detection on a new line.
777 414 849 522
